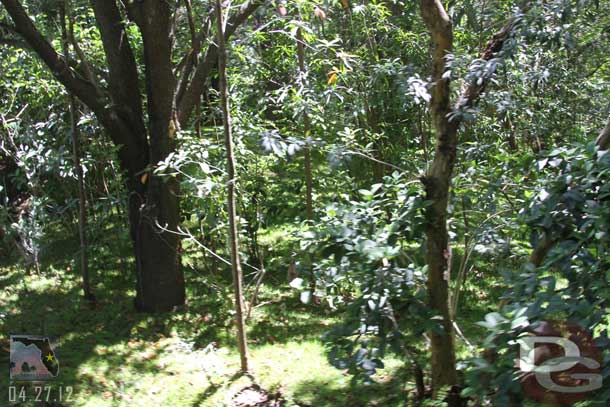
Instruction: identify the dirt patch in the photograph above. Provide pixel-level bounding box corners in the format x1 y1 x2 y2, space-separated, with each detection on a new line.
232 384 285 407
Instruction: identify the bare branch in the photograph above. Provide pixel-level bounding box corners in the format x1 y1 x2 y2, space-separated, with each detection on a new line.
177 0 262 127
174 7 214 105
453 20 515 115
67 11 103 97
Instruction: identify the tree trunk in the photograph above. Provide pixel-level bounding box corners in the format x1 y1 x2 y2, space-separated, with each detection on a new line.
419 0 459 396
132 1 185 312
61 1 95 303
69 97 94 303
419 2 516 400
92 0 186 312
296 28 314 220
129 180 185 312
216 0 249 371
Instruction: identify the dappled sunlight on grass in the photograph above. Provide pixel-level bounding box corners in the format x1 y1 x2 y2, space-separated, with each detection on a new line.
0 230 418 407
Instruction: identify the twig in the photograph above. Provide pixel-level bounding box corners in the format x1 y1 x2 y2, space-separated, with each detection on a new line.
153 220 262 272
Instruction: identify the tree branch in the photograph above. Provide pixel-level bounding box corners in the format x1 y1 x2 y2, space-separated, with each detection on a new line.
177 0 262 127
90 0 146 138
174 7 214 106
1 0 105 113
452 20 515 116
119 0 143 27
67 10 103 97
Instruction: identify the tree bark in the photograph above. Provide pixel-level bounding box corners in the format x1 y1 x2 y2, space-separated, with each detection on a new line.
216 0 249 371
419 0 516 400
70 97 94 302
419 0 459 396
131 0 185 312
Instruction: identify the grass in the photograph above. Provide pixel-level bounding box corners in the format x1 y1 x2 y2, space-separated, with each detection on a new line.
1 219 584 407
1 174 605 407
0 223 416 407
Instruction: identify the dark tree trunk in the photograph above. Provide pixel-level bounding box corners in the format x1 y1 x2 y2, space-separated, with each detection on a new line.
131 1 185 312
129 183 185 312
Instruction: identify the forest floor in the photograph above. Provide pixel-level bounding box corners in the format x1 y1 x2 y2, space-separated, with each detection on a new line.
0 223 426 407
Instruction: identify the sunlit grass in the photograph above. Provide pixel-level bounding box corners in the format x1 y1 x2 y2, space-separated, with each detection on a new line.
0 225 416 407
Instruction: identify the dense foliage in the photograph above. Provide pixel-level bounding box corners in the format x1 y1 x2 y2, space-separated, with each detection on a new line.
1 0 609 405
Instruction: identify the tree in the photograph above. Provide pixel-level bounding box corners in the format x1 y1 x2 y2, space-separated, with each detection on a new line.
216 0 249 371
419 0 515 399
296 27 314 220
60 0 94 303
0 0 261 311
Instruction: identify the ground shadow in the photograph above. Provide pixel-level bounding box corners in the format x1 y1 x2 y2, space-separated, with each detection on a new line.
289 367 416 407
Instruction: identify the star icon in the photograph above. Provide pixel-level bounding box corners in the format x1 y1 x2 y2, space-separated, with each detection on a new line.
45 353 55 362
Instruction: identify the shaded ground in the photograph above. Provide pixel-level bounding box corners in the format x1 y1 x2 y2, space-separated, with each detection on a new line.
0 225 417 407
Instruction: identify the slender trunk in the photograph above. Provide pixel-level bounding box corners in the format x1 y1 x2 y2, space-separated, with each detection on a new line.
365 103 385 183
296 27 317 295
216 0 249 371
61 2 94 303
70 98 94 302
450 198 470 318
413 362 426 401
419 0 459 398
419 4 514 402
246 247 266 321
296 28 314 220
